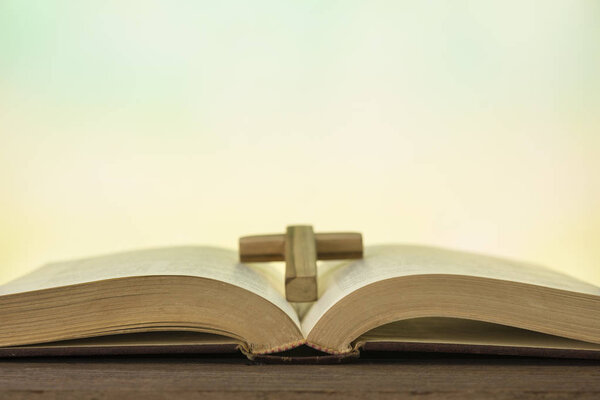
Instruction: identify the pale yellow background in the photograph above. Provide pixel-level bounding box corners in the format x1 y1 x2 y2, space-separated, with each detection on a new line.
1 1 599 286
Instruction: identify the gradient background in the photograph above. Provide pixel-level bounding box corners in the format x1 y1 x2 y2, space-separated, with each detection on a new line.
1 1 599 286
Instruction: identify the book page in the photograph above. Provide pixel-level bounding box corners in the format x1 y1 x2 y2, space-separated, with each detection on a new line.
0 246 300 328
302 244 600 336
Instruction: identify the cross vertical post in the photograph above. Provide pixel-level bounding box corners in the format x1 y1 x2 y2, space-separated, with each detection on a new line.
284 225 318 302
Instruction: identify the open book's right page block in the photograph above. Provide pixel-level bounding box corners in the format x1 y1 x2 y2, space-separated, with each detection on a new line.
302 244 600 335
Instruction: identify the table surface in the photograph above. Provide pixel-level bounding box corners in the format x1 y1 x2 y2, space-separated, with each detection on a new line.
2 353 600 399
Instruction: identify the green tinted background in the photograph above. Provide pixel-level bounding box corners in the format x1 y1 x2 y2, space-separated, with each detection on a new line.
1 1 599 285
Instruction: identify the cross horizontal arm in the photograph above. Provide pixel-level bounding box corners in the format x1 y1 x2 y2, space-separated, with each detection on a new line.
239 232 363 263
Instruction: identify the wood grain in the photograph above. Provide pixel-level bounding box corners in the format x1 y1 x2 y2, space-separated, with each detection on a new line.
239 232 363 262
284 225 318 302
1 354 599 399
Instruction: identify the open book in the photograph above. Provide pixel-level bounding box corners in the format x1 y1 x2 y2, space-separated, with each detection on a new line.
1 245 600 361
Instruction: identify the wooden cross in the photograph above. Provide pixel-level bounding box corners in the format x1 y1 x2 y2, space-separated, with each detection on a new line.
239 225 363 302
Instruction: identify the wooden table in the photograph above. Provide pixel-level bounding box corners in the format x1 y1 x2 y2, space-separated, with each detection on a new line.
1 353 599 399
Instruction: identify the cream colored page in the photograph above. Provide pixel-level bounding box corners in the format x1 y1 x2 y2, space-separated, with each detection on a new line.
0 246 299 328
302 244 600 336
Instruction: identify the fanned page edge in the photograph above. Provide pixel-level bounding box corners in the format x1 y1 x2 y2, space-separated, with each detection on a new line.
0 246 300 329
301 244 600 353
0 246 306 352
0 246 297 321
